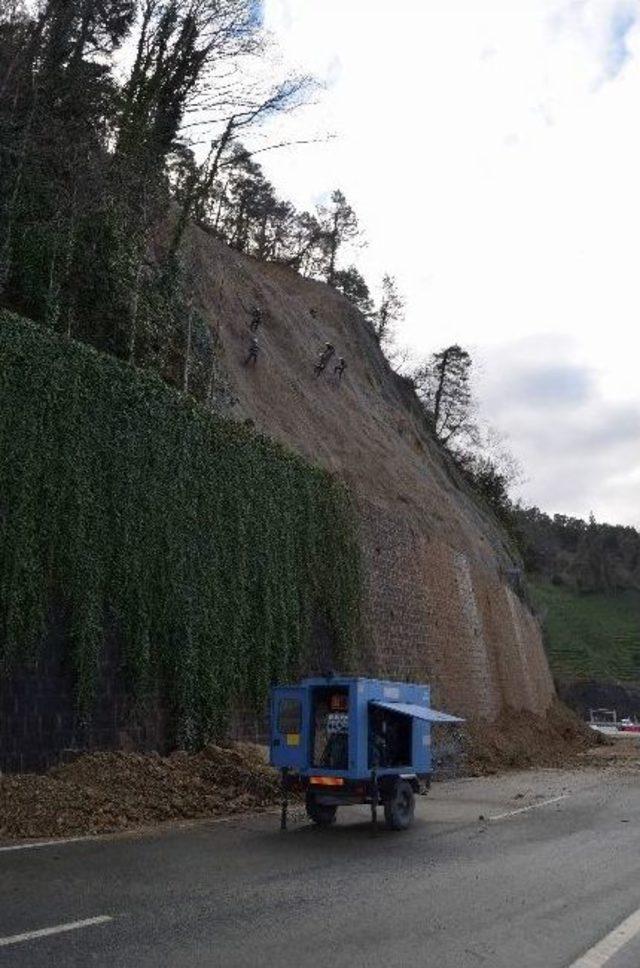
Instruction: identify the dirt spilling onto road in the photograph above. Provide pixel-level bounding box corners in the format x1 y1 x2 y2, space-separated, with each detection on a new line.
463 701 599 775
577 737 640 772
1 708 621 842
0 743 281 841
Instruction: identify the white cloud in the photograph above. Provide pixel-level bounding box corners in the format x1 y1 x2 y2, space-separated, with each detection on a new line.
257 0 640 525
477 335 640 524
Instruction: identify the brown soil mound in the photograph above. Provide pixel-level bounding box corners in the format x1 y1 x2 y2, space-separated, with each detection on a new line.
577 737 640 772
463 700 600 775
1 708 605 841
0 743 280 841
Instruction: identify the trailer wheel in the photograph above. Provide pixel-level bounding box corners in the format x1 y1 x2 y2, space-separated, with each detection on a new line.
384 780 415 831
305 792 337 827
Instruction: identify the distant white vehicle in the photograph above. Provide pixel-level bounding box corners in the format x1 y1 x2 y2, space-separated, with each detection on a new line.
589 707 617 726
587 709 640 737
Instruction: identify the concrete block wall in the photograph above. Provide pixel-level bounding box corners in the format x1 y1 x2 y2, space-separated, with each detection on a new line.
0 503 555 773
0 607 166 773
358 503 554 720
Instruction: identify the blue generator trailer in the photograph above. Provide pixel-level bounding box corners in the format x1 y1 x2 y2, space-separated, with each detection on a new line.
270 675 463 831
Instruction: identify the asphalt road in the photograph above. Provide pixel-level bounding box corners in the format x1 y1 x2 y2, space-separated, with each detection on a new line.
1 767 640 968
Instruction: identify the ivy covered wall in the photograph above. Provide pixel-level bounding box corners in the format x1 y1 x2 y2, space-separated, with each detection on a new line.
0 314 361 751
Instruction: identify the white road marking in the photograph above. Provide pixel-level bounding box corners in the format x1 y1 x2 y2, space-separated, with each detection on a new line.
489 794 568 820
569 906 640 967
0 835 96 853
0 916 113 947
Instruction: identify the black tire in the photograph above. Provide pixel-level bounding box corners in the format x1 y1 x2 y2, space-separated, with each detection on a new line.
305 791 337 827
384 780 415 831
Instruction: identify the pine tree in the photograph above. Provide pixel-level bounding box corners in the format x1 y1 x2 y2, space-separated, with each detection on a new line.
413 345 478 447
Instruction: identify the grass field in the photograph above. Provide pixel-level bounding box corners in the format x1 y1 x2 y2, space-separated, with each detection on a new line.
530 580 640 681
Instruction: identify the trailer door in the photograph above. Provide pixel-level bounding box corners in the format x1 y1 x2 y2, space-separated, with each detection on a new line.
270 687 307 770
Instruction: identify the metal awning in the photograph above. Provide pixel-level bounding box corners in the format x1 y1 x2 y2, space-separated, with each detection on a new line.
371 700 464 724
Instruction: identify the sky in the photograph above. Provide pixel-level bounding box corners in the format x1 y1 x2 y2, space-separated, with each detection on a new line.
249 0 640 528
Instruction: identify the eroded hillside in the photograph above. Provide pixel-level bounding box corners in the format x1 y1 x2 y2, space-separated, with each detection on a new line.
187 227 555 720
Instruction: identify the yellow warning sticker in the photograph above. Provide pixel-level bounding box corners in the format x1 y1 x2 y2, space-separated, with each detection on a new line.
286 733 300 746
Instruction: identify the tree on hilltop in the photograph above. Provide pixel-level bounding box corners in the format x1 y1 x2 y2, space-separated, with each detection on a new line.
332 265 373 316
412 344 478 448
373 273 404 351
319 189 360 287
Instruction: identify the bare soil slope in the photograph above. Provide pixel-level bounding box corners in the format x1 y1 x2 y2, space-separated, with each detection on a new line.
188 228 554 722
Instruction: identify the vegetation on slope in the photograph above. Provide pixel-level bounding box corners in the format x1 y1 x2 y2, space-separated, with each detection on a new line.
530 579 640 682
0 313 361 745
412 364 640 686
515 507 640 592
0 0 395 398
522 512 640 685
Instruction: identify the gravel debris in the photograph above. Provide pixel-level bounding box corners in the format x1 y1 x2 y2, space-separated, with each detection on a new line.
0 743 280 841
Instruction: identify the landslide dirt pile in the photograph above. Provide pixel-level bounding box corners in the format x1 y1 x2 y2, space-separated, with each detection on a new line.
579 737 640 773
463 701 599 775
0 743 280 840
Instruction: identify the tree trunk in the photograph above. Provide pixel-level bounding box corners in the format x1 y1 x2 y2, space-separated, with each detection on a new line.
0 76 38 296
207 284 224 406
128 258 144 365
183 308 193 394
213 180 229 233
327 211 339 285
61 180 79 335
170 120 236 258
45 239 59 328
432 348 451 433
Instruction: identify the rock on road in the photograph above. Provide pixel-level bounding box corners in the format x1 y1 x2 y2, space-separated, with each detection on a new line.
1 765 640 968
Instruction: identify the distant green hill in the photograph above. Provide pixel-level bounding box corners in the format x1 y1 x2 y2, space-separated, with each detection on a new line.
530 580 640 682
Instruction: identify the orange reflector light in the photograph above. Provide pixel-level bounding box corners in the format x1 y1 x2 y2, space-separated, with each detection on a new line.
309 776 344 786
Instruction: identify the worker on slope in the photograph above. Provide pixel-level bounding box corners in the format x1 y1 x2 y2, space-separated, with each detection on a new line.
249 306 262 332
334 357 346 382
314 342 335 376
244 336 259 366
